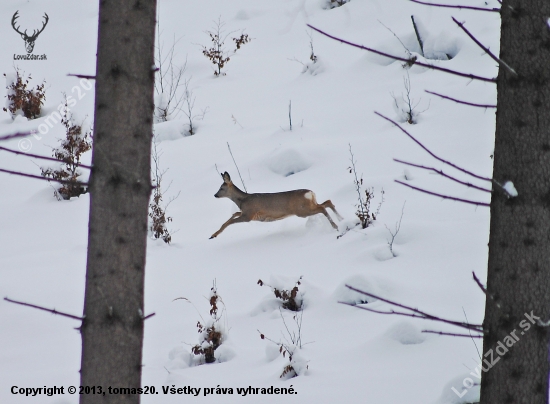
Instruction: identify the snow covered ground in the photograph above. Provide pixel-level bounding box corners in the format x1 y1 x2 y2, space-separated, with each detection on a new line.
0 0 499 403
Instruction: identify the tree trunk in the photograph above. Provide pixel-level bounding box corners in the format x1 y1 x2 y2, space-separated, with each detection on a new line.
481 1 550 403
80 0 156 403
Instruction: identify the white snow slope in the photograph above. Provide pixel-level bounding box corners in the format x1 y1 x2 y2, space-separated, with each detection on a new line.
0 0 499 403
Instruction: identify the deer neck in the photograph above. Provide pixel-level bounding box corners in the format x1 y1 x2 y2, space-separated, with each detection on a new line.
229 185 248 208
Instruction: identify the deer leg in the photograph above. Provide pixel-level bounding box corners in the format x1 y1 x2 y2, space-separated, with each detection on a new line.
312 206 339 230
210 212 251 239
321 200 344 221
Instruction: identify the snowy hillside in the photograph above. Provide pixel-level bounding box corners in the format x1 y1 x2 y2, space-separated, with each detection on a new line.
0 0 499 403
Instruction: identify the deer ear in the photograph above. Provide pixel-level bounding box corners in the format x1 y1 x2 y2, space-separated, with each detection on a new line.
222 172 231 183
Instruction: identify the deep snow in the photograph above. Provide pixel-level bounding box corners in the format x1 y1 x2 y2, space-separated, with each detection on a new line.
0 0 500 403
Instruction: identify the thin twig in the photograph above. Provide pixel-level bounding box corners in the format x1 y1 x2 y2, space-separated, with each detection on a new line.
472 271 487 294
0 167 89 186
451 17 516 75
227 142 247 192
307 24 496 83
0 146 92 169
462 307 482 359
143 313 156 320
376 112 492 182
410 0 499 12
377 20 412 57
422 330 483 337
67 74 96 80
4 297 83 321
394 159 491 193
425 90 496 108
395 180 490 206
342 285 484 331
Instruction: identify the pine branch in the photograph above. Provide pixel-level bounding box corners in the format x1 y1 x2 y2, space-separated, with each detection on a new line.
375 112 492 182
451 17 516 75
394 158 492 193
4 297 83 321
425 90 496 108
0 145 92 169
307 24 496 83
395 180 490 206
410 0 499 12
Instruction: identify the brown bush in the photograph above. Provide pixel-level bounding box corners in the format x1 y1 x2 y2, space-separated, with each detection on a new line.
3 68 46 120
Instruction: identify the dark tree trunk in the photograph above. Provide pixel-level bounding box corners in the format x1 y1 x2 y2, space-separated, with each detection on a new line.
481 1 550 403
80 0 156 403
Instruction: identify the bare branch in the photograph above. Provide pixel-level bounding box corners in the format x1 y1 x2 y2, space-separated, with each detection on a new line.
394 159 492 193
422 330 483 337
410 16 424 57
0 167 89 186
472 271 487 294
376 112 492 182
342 285 484 332
143 313 156 320
451 17 516 75
395 180 490 206
425 90 496 108
0 131 33 142
4 297 83 321
67 74 96 80
307 24 496 83
410 0 499 12
0 145 92 169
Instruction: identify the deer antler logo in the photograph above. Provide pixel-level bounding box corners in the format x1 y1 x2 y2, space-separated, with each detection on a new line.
11 11 49 54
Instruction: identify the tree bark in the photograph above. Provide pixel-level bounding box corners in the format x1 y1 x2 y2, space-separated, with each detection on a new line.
80 0 156 403
481 1 550 403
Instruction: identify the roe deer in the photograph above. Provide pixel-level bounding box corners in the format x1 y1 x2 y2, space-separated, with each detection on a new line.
210 172 343 239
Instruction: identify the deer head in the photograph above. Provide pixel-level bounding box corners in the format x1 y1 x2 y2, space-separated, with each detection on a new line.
12 11 49 54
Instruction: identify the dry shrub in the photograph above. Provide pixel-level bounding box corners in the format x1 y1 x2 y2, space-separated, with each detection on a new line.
258 276 303 312
3 68 46 120
202 17 251 76
187 284 226 364
41 97 91 200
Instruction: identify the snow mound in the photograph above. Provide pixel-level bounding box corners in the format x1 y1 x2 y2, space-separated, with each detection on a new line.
333 275 378 305
385 321 426 345
436 373 480 404
267 149 312 177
